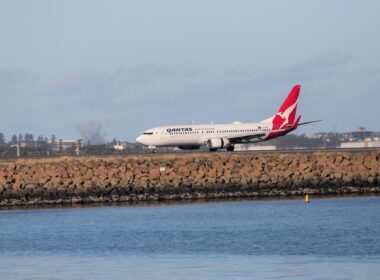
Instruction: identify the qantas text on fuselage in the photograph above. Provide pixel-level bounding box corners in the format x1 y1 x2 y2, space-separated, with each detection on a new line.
136 85 320 152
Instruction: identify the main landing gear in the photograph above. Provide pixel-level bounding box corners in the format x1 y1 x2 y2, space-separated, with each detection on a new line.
226 145 235 152
208 146 235 152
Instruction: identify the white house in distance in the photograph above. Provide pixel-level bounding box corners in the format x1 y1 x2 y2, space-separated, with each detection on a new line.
113 141 128 151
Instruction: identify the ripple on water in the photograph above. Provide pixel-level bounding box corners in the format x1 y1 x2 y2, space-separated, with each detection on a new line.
0 196 380 279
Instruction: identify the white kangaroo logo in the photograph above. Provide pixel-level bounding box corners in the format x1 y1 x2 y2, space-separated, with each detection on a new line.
276 101 298 127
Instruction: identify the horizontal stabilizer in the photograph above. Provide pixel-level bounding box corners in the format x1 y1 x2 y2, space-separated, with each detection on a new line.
298 120 322 126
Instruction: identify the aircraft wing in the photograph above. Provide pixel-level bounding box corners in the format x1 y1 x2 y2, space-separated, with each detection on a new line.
226 129 288 143
227 132 266 143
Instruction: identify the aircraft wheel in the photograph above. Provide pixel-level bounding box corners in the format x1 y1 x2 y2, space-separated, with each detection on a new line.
226 146 235 152
209 148 218 152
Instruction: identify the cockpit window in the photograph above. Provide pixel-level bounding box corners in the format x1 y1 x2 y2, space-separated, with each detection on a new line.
143 132 153 135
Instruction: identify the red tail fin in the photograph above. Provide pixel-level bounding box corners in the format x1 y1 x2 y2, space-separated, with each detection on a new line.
272 85 300 129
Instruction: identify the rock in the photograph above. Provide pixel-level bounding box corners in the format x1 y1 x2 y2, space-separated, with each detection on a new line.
0 151 378 206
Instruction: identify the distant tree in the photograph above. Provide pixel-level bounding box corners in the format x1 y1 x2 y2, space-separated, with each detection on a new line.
112 138 117 145
18 133 23 144
11 134 18 145
36 135 46 144
58 139 63 152
325 132 340 148
24 133 34 145
0 133 5 145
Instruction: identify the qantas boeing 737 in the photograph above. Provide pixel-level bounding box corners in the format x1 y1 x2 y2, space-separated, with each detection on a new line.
136 85 320 152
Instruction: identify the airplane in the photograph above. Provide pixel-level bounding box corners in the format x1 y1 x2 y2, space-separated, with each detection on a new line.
136 85 320 152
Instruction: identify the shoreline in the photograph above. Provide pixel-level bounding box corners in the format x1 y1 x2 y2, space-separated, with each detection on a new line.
1 193 379 211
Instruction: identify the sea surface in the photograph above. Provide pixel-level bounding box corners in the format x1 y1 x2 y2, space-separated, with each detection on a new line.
1 196 380 280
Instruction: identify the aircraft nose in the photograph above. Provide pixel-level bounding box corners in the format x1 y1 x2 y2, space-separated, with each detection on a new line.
136 135 146 145
136 135 143 144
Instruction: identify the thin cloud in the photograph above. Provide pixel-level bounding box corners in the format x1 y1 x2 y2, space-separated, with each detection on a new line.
0 53 379 141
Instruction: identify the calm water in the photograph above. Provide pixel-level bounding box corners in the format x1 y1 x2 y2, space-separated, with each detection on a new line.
1 197 380 279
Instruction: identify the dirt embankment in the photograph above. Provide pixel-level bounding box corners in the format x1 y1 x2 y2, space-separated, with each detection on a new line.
0 151 379 206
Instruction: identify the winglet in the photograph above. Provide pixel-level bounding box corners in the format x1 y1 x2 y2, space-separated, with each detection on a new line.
294 115 301 128
284 115 301 130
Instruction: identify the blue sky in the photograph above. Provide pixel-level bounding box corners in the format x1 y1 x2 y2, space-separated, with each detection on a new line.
1 0 379 141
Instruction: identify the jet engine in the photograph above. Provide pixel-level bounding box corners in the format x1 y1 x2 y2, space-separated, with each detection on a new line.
206 138 230 149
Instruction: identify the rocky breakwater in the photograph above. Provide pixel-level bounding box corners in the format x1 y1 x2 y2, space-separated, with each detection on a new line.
0 151 380 206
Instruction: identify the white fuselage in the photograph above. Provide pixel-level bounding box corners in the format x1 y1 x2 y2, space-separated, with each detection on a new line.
136 122 273 148
136 85 307 150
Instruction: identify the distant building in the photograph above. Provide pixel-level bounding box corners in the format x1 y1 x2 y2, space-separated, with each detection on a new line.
339 127 379 148
351 127 373 141
340 139 380 148
52 139 82 155
113 141 128 151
